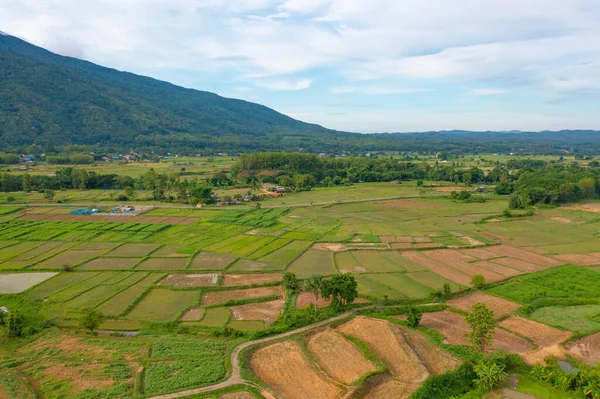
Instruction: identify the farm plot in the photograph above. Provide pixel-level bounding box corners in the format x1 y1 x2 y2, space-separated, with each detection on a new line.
308 328 378 384
422 250 505 282
486 245 563 268
13 241 65 260
405 271 463 292
420 311 533 354
296 292 332 309
230 299 284 325
97 274 165 316
403 251 471 286
251 341 342 399
180 308 205 321
33 250 105 269
0 260 32 270
221 273 282 287
76 257 140 270
355 273 432 300
0 272 58 294
72 242 118 250
499 316 572 347
567 332 600 365
490 257 544 273
63 284 128 310
106 243 159 257
257 240 312 268
362 380 419 399
25 272 99 299
488 266 600 303
144 358 226 395
469 261 524 277
227 259 279 272
334 251 365 273
554 253 600 266
194 308 231 327
47 272 119 302
150 245 190 257
126 289 198 321
136 257 189 270
287 249 337 278
0 241 45 260
200 286 283 306
530 305 600 334
351 251 422 273
159 274 218 287
189 252 237 270
337 317 428 380
447 292 521 316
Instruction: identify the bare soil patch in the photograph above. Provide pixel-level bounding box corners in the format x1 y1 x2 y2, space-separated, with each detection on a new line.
564 203 600 213
458 236 485 246
487 246 563 268
0 272 58 294
500 316 571 347
390 243 412 250
412 242 443 249
337 317 428 381
312 243 349 252
491 257 544 273
363 379 419 399
379 236 395 243
554 253 600 266
402 327 461 374
308 328 378 384
222 273 282 287
251 341 341 399
296 292 332 309
403 251 471 285
460 248 504 260
567 332 600 366
396 236 414 243
470 261 522 277
448 292 521 316
201 286 283 306
424 250 504 282
159 274 218 287
180 308 205 321
551 217 574 224
230 299 284 325
413 236 432 243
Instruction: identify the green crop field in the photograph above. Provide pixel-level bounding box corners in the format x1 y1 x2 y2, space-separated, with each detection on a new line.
355 272 433 300
126 289 198 321
257 240 311 267
287 249 336 278
97 273 165 316
530 305 600 333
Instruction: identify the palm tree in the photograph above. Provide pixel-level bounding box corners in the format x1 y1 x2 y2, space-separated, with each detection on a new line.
303 275 325 318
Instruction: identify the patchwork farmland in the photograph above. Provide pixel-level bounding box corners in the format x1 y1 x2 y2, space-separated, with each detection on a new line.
2 194 600 398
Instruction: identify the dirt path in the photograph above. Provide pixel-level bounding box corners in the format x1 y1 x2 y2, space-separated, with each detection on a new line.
146 308 363 399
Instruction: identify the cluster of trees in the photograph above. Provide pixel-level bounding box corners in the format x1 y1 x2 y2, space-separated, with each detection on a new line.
282 272 359 315
496 162 600 208
233 152 491 188
46 154 95 165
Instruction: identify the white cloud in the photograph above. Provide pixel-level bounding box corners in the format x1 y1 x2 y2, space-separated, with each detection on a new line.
469 89 508 96
254 78 312 91
331 86 431 95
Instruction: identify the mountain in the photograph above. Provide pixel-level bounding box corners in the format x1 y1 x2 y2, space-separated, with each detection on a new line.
0 33 348 152
1 33 600 155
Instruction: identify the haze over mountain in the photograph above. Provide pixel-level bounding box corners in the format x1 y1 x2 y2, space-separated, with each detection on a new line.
1 33 600 155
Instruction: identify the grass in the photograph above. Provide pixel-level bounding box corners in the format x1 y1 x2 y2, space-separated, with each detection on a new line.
530 305 600 333
97 273 165 316
151 340 226 359
126 289 198 321
287 249 337 278
257 240 312 267
227 320 265 331
516 375 582 399
405 271 463 292
489 266 600 303
355 273 432 300
195 308 231 327
351 251 410 273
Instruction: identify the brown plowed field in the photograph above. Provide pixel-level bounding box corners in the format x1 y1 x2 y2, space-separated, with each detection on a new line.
491 257 544 273
396 236 414 243
159 274 218 287
413 236 432 243
219 392 255 399
403 251 471 285
308 329 378 384
189 252 237 270
459 248 503 260
500 316 571 347
470 261 521 277
423 250 504 282
487 246 563 267
390 243 412 250
251 341 341 399
567 332 600 365
201 286 283 306
230 299 284 325
525 247 551 255
221 273 282 287
420 311 533 354
448 292 521 316
180 308 205 321
412 243 442 249
554 254 600 266
337 317 428 381
402 327 461 374
379 236 396 243
364 380 419 399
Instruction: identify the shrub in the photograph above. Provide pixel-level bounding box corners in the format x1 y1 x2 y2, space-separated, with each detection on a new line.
471 274 485 288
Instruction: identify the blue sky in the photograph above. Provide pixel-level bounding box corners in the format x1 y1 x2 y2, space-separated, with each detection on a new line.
2 0 600 132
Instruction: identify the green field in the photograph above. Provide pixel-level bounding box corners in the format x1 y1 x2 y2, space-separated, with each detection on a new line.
287 249 337 278
126 289 198 321
530 305 600 333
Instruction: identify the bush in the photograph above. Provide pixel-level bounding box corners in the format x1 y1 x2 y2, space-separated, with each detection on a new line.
6 311 23 337
471 274 485 288
406 306 423 327
410 363 476 399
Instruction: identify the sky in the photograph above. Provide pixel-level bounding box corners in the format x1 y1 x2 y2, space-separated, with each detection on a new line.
1 0 600 133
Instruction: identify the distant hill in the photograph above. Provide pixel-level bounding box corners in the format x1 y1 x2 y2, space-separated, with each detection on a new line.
1 32 600 155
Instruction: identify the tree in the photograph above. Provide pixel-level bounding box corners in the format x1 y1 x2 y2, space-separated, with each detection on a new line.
254 202 262 210
6 311 24 337
43 189 55 201
22 173 32 192
124 186 136 200
465 302 495 352
79 308 104 333
473 360 508 392
321 274 358 311
282 272 298 292
304 275 325 317
406 306 422 327
471 274 485 288
443 283 452 299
